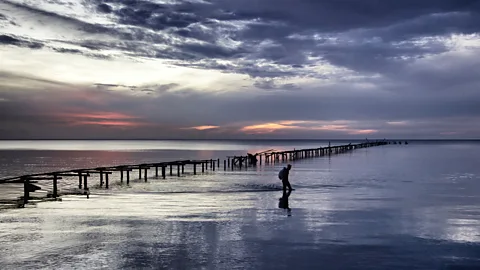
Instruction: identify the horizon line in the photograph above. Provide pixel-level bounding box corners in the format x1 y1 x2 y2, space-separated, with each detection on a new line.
0 138 479 141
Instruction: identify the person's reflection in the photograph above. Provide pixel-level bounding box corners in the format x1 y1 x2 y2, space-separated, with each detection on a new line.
278 189 292 216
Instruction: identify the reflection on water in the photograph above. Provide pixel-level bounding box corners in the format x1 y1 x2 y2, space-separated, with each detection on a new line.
278 189 292 217
1 142 480 269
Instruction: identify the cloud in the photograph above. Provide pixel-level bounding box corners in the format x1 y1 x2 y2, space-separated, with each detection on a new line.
4 0 479 78
2 0 480 139
2 50 480 140
96 3 113 14
0 34 43 48
253 79 299 91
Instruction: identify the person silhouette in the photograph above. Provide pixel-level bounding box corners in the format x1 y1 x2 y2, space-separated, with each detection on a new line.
278 164 293 192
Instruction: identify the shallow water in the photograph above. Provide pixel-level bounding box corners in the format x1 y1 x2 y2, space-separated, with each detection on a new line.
1 141 480 269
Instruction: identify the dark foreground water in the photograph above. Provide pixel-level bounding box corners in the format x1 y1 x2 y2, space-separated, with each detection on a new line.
1 140 480 269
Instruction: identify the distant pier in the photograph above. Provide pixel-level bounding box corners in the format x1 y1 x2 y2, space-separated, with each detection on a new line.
229 140 393 168
0 140 403 208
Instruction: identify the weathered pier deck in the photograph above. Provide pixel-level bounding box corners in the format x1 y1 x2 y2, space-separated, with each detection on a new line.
0 159 218 208
0 140 400 208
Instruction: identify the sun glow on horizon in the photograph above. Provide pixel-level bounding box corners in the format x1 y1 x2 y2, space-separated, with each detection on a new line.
183 125 220 130
240 121 378 135
72 121 147 127
240 123 297 134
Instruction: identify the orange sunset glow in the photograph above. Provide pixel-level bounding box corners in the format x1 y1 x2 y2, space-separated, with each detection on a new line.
59 112 140 120
55 111 148 128
73 121 146 127
184 126 220 130
241 123 297 134
240 121 378 135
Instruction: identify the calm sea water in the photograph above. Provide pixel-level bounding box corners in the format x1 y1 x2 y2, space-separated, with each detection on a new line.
1 140 480 269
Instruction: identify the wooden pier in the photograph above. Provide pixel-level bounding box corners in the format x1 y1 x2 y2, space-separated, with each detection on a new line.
0 140 402 208
229 140 393 168
0 159 218 208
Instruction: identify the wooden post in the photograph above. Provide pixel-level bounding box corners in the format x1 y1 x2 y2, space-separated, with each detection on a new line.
100 171 104 187
53 174 58 198
162 166 166 179
23 177 29 206
210 159 213 169
127 171 130 185
224 160 226 171
105 173 109 189
155 166 158 177
170 164 173 176
182 164 185 174
194 164 197 175
78 172 82 189
138 168 141 180
120 170 124 183
228 158 230 167
144 168 148 182
213 161 215 171
83 175 88 191
177 165 180 177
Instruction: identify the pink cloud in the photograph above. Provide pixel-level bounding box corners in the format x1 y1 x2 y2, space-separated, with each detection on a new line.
73 120 146 127
53 110 150 128
59 112 140 120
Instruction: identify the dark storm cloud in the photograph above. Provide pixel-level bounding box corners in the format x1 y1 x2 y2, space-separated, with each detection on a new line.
253 80 299 91
6 0 480 78
0 34 43 49
359 12 480 42
52 48 83 54
114 4 199 30
94 0 480 76
97 3 113 14
313 38 448 73
220 0 480 32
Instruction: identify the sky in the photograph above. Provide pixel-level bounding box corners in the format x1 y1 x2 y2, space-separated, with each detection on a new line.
1 0 480 140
